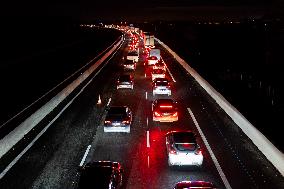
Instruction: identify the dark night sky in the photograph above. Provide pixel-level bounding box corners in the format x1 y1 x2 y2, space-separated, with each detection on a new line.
0 0 283 22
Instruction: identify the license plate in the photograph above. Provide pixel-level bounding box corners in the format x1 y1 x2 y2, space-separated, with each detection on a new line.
113 123 121 126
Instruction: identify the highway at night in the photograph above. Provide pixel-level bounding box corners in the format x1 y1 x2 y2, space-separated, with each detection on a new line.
0 31 283 189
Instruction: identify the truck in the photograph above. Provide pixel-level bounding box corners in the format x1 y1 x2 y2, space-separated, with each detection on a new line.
143 32 155 48
149 48 161 61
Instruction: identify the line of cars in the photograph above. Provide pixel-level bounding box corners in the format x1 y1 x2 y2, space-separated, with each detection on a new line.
78 33 139 189
145 49 204 168
78 31 216 188
145 46 216 188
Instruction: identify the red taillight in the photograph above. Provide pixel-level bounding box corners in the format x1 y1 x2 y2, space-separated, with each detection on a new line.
169 145 177 155
105 120 111 124
195 149 202 155
154 111 161 116
122 120 130 124
160 105 172 108
173 112 178 117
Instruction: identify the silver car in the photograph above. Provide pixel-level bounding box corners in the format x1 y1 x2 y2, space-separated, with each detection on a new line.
152 78 171 96
117 74 134 90
166 131 203 166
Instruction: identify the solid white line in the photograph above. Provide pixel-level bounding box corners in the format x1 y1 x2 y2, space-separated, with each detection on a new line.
145 73 146 78
165 64 176 83
147 155 150 168
107 98 112 106
147 130 150 148
0 39 122 180
79 145 91 167
187 107 232 189
145 92 148 100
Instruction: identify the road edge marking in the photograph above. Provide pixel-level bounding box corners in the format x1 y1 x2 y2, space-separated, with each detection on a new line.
79 145 91 167
187 107 232 189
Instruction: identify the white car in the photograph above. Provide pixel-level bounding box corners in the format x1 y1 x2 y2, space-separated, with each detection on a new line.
151 69 165 81
166 131 203 167
152 78 171 96
147 56 159 66
126 51 139 62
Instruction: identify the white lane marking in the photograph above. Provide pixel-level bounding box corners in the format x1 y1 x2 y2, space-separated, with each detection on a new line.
107 98 112 106
165 63 176 82
145 92 148 100
147 155 150 168
187 107 232 189
0 41 122 180
145 73 146 78
79 145 91 167
146 117 148 127
147 130 150 148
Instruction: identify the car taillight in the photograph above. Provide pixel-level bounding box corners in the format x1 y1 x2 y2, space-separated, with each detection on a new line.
195 149 202 155
105 120 111 124
122 120 130 124
173 112 178 117
160 105 172 108
169 145 177 155
154 111 161 116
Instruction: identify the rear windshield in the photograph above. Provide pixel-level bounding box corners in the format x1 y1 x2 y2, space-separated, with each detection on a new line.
119 75 131 81
155 81 169 86
152 69 164 74
175 143 197 151
173 132 196 143
128 51 138 56
124 60 134 64
108 107 126 115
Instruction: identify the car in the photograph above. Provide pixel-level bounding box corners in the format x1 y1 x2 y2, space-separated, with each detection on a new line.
126 51 139 62
152 99 178 122
153 60 166 71
166 131 203 166
78 161 123 189
117 74 134 89
122 59 136 71
151 68 166 81
104 106 132 133
152 78 171 96
173 181 216 189
147 56 159 66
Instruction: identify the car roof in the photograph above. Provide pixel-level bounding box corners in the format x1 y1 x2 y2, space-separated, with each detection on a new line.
79 165 114 188
152 69 165 74
174 181 216 188
119 74 133 80
155 99 174 104
167 131 196 143
153 78 169 82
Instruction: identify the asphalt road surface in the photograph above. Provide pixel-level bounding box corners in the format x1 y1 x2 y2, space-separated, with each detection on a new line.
0 35 283 189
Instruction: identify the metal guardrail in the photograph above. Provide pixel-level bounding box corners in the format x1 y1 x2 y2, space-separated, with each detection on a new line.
156 37 284 177
0 36 122 140
0 35 124 177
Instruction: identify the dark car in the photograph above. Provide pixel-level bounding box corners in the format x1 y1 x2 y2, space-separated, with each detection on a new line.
117 74 134 90
173 181 216 189
104 106 132 133
79 161 123 189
